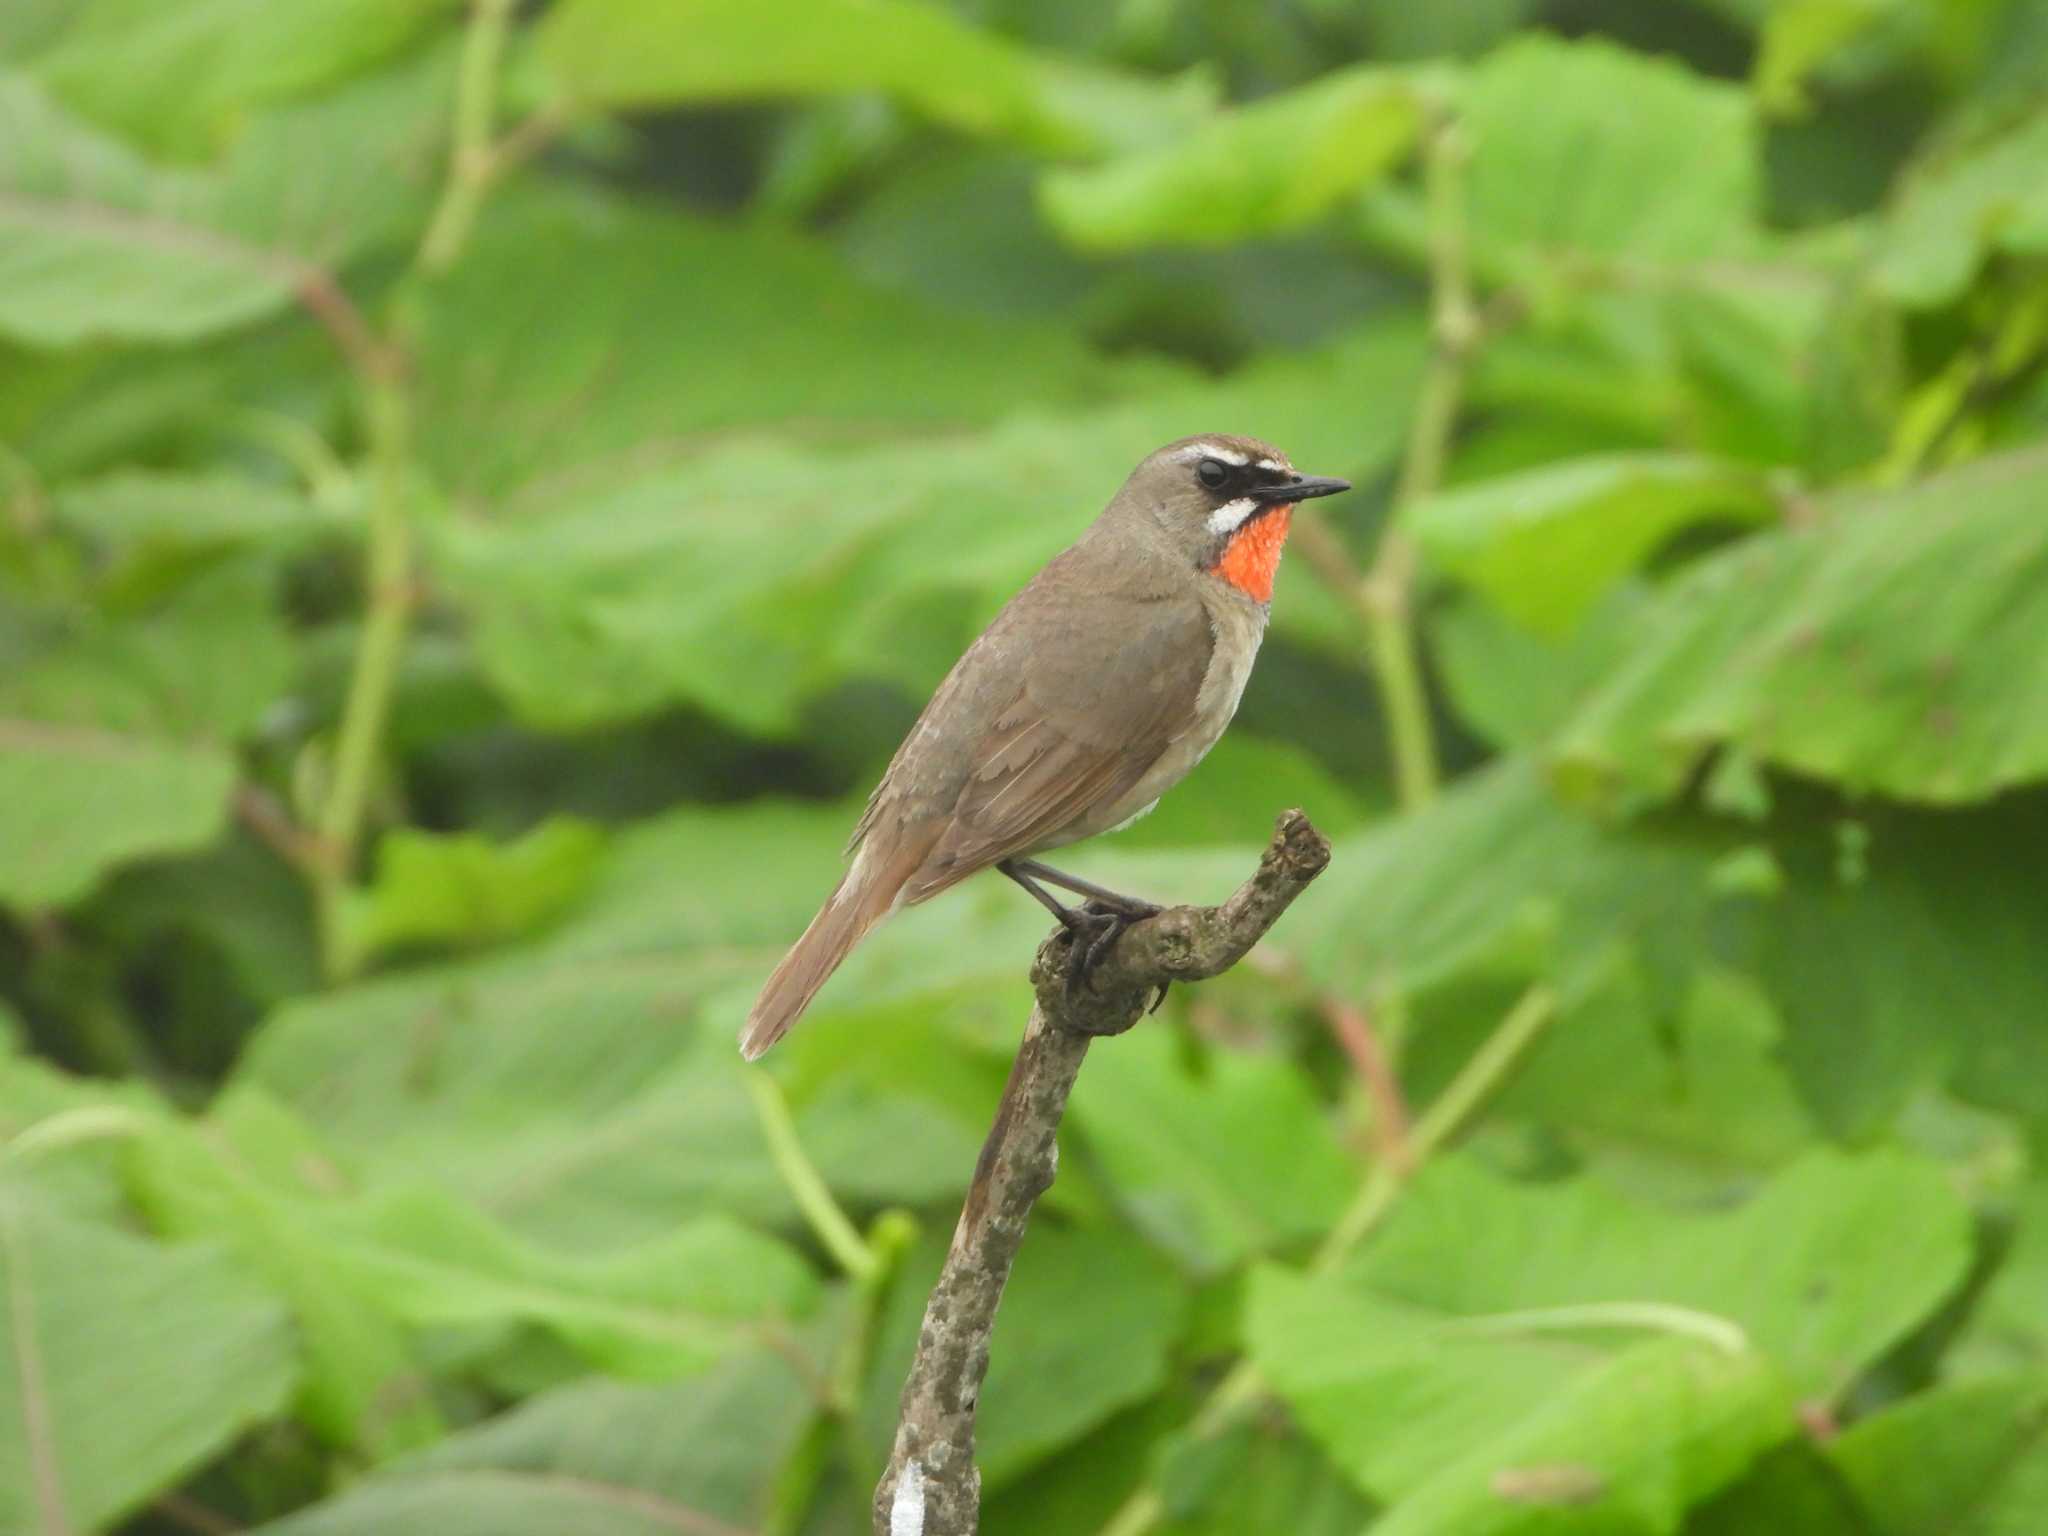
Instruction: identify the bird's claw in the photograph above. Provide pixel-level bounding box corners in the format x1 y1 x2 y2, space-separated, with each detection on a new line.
1059 899 1164 1004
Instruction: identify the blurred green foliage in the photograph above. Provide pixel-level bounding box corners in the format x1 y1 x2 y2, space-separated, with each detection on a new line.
2 1 2047 1532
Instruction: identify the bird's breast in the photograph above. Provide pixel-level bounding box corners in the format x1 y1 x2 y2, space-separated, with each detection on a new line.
1061 591 1267 845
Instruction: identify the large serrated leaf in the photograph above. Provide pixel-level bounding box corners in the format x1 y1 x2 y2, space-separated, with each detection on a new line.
432 316 1422 731
1410 453 1779 635
538 0 1215 157
1067 1027 1358 1273
0 55 443 347
328 1184 819 1379
1039 66 1424 250
1361 36 1762 286
0 722 237 907
409 183 1183 499
0 1189 298 1534
28 0 458 158
124 1088 444 1458
1553 447 2048 805
0 548 298 907
1248 1150 1970 1531
1870 103 2048 305
252 1348 817 1535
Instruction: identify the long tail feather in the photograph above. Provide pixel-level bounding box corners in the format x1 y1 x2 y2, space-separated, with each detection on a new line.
739 845 909 1059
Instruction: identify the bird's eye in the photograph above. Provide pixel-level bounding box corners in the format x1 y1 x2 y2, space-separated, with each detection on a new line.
1197 458 1229 490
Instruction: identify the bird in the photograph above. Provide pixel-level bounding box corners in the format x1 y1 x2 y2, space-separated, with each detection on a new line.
739 434 1350 1058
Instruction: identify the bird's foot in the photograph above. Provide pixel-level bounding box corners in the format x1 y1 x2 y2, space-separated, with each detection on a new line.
1058 898 1167 1013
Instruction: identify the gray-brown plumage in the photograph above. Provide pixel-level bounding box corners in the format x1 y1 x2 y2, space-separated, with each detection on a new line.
740 434 1349 1058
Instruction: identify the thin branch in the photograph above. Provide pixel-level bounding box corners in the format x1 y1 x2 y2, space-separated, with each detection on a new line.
872 811 1333 1536
232 783 335 880
292 266 399 382
1319 993 1413 1174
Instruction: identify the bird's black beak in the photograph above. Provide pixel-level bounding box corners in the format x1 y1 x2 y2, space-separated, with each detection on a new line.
1255 473 1350 504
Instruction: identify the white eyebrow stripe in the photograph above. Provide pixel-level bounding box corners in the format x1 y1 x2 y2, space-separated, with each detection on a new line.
1206 496 1257 535
1177 442 1249 466
1255 458 1285 471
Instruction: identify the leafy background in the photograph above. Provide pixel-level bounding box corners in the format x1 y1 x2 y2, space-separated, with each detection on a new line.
2 1 2046 1532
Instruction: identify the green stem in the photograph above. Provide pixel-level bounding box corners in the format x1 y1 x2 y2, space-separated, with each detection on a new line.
1443 1301 1748 1356
419 0 517 275
1090 982 1557 1536
313 373 413 975
306 0 524 973
1362 115 1479 814
743 1069 881 1282
223 407 354 508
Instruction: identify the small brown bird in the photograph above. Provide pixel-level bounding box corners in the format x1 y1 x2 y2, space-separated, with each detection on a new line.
740 435 1349 1058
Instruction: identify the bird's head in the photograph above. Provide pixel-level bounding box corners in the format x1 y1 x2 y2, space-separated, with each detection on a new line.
1114 435 1350 604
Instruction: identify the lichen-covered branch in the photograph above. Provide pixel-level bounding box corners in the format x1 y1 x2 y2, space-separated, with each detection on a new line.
872 811 1333 1536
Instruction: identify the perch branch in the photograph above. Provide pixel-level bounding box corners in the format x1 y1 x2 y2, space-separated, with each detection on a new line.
871 811 1333 1536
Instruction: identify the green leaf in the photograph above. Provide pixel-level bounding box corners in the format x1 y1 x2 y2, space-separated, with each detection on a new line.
1869 102 2048 305
0 1189 297 1534
1954 1178 2048 1375
1252 1271 1791 1534
124 1088 443 1457
0 722 236 907
434 315 1422 731
1409 453 1778 636
1067 1027 1357 1273
0 1040 163 1225
1039 66 1423 250
1354 1150 1971 1399
1553 447 2048 805
1293 756 1732 1008
1730 797 2048 1139
1825 1372 2048 1534
329 1185 819 1379
235 801 852 1246
1248 1150 1971 1529
338 818 607 971
0 55 443 346
3 556 298 741
1432 586 1651 748
863 1224 1188 1486
1369 36 1761 287
29 0 458 157
538 0 1216 157
987 1401 1376 1536
52 469 342 556
409 183 1177 498
1696 1371 2048 1535
1752 0 1888 117
253 1348 817 1535
0 550 298 907
1421 962 1819 1191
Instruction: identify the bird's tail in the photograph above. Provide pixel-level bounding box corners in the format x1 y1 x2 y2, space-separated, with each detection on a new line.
739 842 913 1059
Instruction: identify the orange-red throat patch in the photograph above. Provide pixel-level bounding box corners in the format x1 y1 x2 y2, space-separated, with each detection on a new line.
1210 504 1293 603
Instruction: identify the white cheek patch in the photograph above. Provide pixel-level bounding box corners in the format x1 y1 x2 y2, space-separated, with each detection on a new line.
1206 496 1257 535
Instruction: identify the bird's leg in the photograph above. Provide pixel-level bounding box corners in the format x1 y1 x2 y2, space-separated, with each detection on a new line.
997 861 1169 1013
1005 859 1162 920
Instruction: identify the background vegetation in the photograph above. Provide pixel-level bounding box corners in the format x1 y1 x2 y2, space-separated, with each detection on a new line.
3 0 2047 1531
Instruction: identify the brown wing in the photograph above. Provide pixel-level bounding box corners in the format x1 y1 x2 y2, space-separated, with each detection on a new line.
855 546 1214 907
